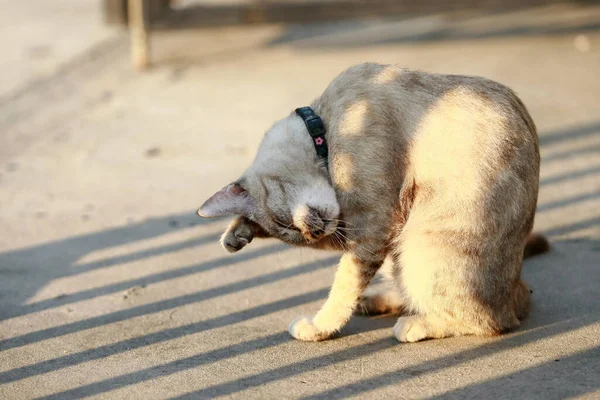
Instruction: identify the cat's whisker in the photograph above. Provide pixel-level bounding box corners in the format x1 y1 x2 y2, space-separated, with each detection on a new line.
306 219 321 228
330 232 342 249
335 226 366 232
333 231 351 253
334 230 378 257
331 232 344 249
323 218 354 226
333 229 350 241
274 218 297 231
275 219 293 228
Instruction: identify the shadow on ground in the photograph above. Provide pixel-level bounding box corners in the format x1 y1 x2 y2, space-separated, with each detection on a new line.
12 234 597 399
152 5 600 67
0 212 225 321
267 13 600 49
1 118 599 397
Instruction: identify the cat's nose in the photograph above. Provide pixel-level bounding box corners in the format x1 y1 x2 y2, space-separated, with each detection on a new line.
304 206 326 240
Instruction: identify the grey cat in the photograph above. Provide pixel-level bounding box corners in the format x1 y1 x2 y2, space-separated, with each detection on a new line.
198 63 549 342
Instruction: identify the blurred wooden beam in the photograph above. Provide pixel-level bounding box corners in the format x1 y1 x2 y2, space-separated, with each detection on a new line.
152 0 570 30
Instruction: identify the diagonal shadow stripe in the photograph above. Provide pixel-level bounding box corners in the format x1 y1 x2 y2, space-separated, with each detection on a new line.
2 233 223 321
542 143 600 163
42 333 393 400
165 315 598 399
428 346 600 399
301 317 600 399
545 217 600 237
0 288 329 386
0 212 224 262
0 242 288 321
536 190 600 213
0 212 226 322
539 121 600 148
73 233 222 274
17 314 394 398
0 255 336 354
30 332 291 399
540 165 600 187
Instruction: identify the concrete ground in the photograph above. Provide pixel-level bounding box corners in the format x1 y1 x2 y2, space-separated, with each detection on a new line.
1 3 599 399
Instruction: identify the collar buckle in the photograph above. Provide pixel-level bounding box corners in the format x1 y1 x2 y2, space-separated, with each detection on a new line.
295 106 328 160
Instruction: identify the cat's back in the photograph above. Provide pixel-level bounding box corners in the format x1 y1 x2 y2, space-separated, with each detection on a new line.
318 62 539 224
317 63 536 145
402 68 539 199
318 62 516 100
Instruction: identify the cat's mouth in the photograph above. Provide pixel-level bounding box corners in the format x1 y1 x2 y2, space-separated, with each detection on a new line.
301 221 338 242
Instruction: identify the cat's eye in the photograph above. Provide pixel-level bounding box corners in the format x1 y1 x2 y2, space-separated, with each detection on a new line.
274 220 299 232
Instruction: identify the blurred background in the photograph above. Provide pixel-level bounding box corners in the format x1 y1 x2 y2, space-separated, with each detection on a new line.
1 1 599 398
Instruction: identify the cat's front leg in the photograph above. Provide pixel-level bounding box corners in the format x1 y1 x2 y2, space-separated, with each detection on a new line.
289 253 383 341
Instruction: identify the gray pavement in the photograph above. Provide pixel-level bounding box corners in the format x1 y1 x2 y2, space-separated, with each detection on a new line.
1 3 599 399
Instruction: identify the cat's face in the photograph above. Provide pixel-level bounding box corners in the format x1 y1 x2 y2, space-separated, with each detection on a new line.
197 116 340 246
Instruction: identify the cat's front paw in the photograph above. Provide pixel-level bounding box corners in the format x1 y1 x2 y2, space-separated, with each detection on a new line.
221 222 254 253
221 233 249 253
288 316 332 342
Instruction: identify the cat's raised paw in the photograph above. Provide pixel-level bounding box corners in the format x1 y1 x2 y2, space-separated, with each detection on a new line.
288 316 331 342
221 223 254 253
393 316 429 343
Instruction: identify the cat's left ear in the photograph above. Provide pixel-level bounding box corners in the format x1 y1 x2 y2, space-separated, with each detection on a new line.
197 183 255 218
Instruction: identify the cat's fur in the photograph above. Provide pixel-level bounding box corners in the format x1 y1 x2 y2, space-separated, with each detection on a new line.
198 63 549 342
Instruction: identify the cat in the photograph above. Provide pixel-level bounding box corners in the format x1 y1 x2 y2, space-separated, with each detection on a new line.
197 62 549 342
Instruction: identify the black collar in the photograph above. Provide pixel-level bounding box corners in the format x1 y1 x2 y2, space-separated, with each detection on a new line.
295 106 328 161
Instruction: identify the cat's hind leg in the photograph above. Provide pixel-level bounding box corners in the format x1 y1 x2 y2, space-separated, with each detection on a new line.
393 315 473 342
393 312 511 343
395 227 523 343
355 257 406 316
356 287 406 316
394 315 438 342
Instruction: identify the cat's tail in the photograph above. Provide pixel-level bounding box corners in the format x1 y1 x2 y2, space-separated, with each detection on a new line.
514 233 548 321
523 233 550 259
513 279 531 320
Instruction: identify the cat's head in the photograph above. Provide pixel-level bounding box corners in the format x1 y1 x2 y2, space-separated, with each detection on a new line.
197 114 340 245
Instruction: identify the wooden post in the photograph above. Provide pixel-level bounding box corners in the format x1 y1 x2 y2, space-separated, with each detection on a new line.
103 0 128 25
128 0 150 71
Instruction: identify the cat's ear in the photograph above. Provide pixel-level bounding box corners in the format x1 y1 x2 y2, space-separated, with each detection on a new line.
197 183 255 218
